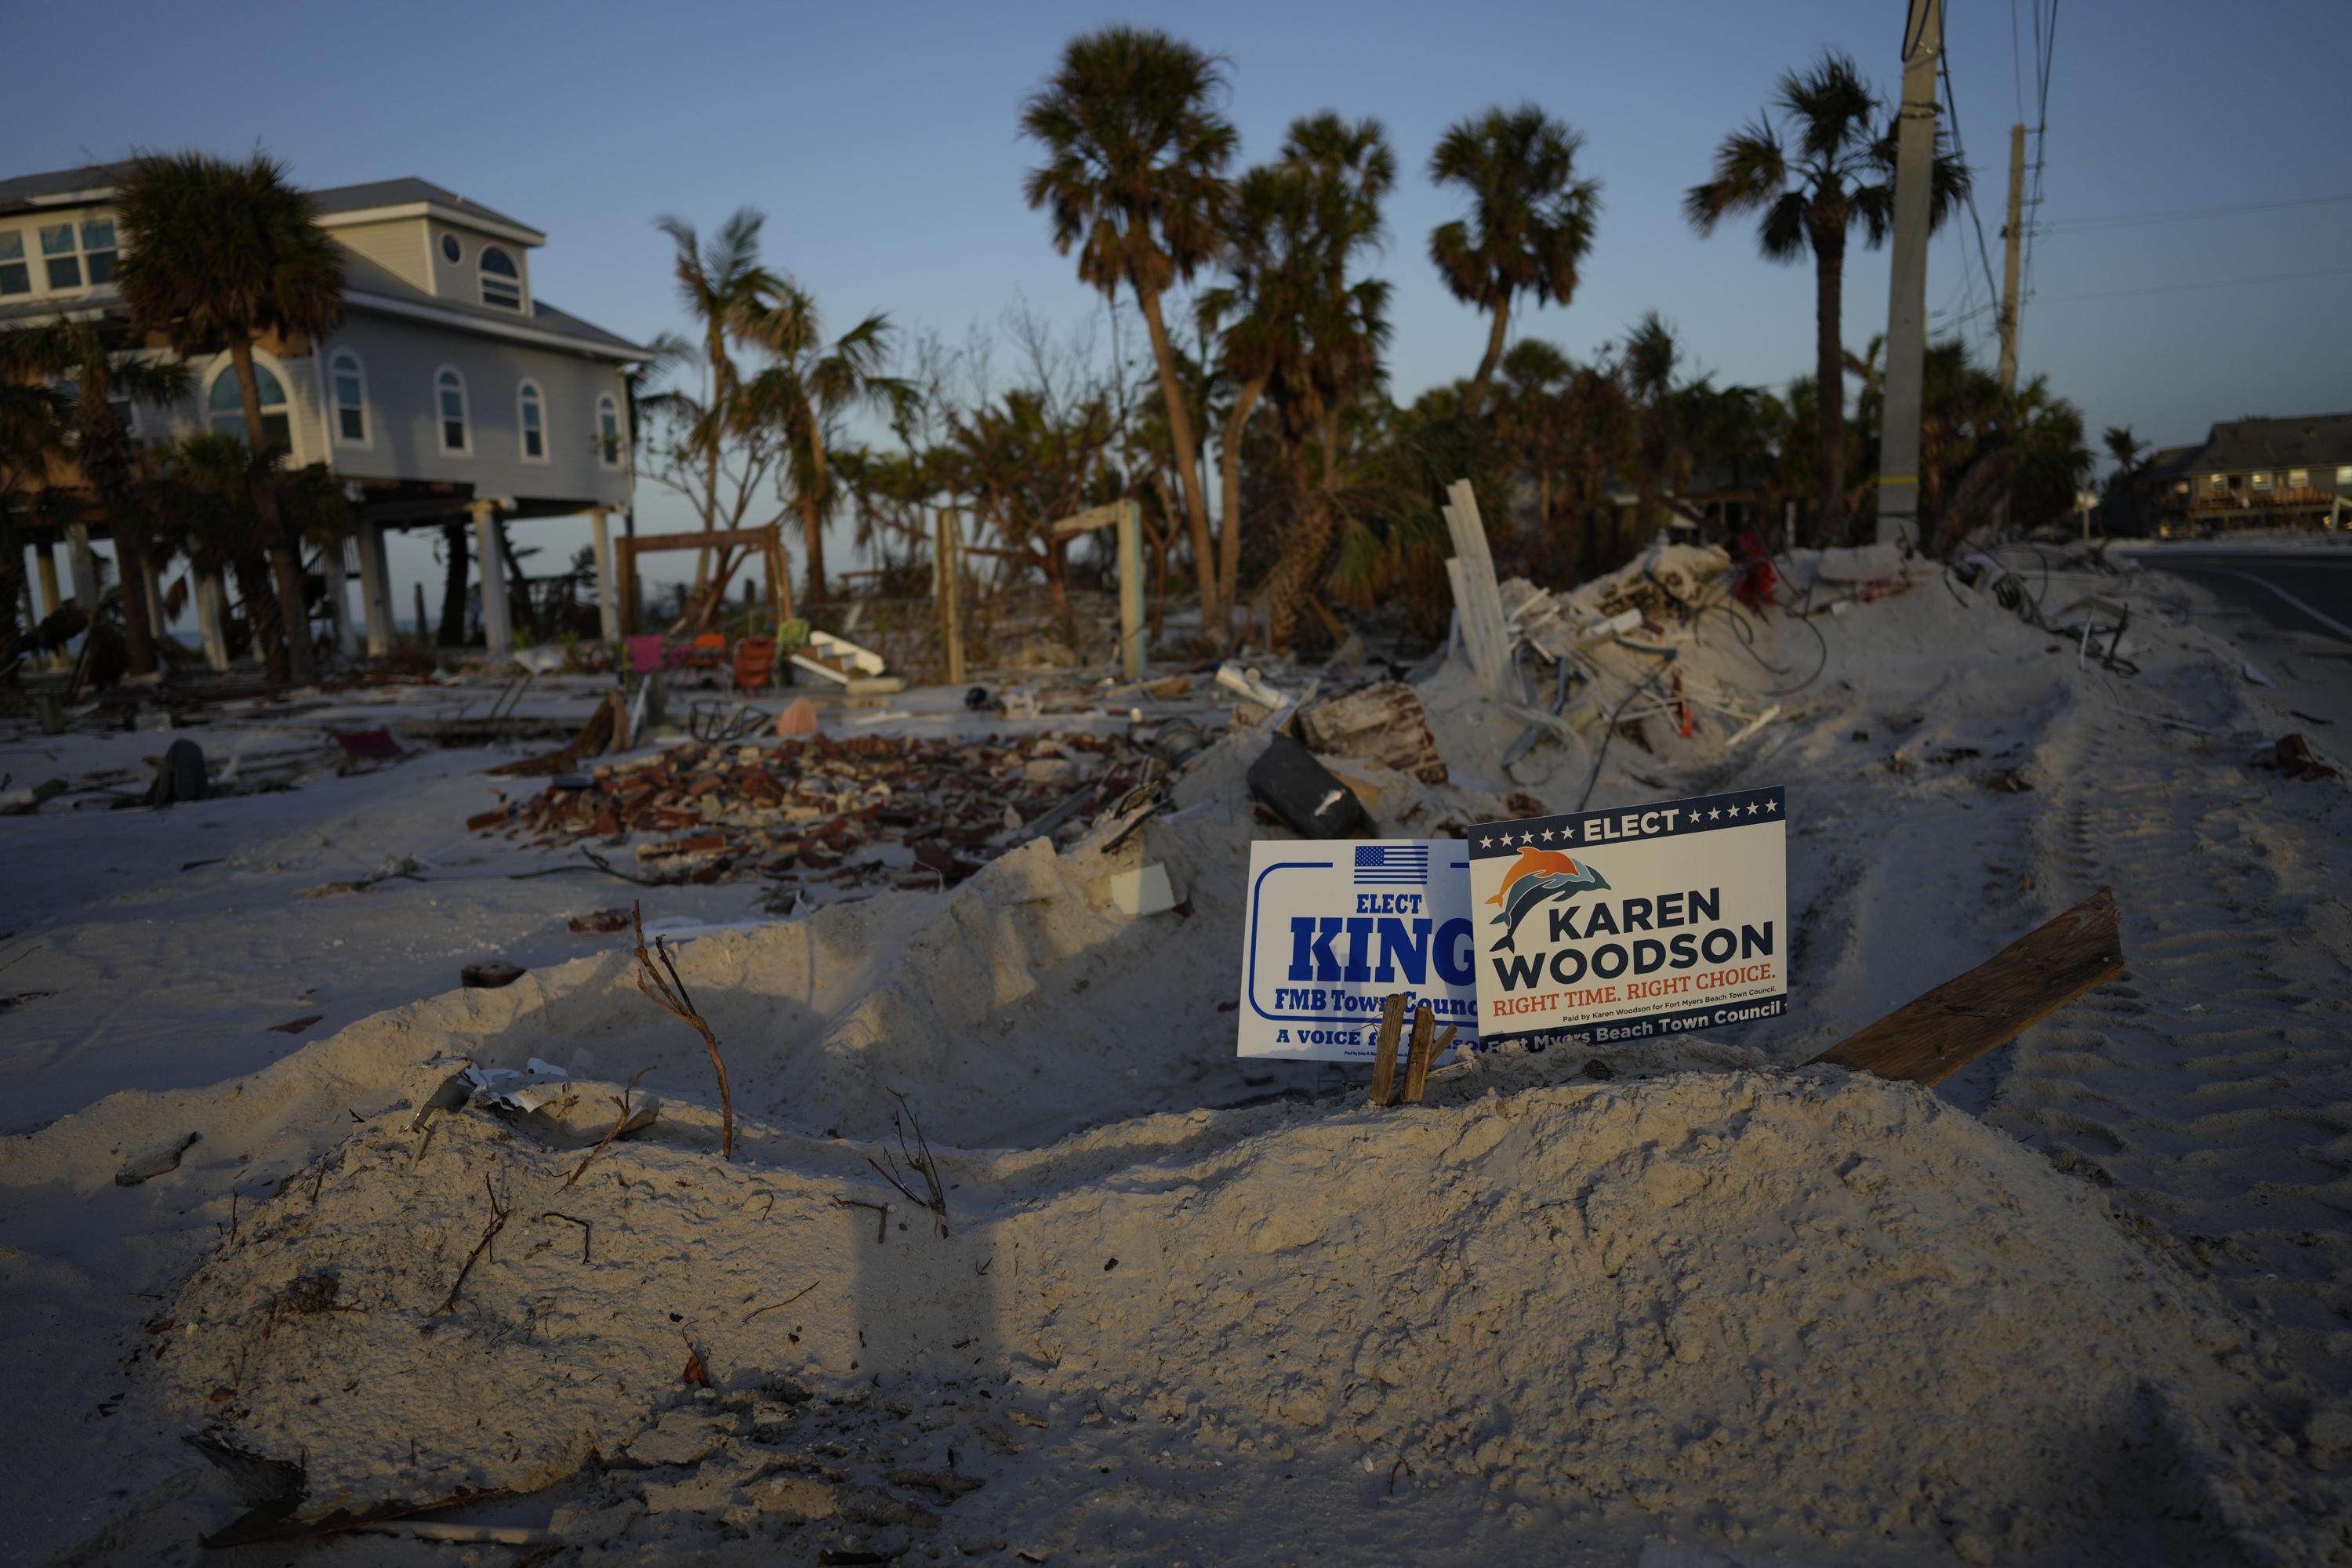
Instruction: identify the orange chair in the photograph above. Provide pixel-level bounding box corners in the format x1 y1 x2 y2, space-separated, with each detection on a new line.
686 632 728 670
733 635 776 694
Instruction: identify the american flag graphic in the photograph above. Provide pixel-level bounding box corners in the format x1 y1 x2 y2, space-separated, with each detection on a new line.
1353 844 1429 886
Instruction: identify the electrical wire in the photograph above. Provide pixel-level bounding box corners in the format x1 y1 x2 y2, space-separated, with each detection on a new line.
2036 263 2352 303
2033 191 2352 234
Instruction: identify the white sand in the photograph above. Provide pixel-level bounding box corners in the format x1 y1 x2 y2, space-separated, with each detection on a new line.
4 554 2350 1564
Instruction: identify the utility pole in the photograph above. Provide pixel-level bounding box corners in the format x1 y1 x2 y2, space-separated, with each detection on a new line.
1875 0 1942 550
1997 123 2027 400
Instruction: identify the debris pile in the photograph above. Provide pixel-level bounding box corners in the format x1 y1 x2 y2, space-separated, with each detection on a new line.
470 731 1166 892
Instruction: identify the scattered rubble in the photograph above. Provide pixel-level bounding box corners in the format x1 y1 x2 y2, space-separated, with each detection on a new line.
474 730 1170 896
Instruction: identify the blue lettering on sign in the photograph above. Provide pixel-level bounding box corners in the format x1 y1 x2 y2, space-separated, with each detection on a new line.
1288 914 1475 988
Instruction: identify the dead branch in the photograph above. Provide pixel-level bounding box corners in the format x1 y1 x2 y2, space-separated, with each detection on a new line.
740 1280 819 1325
538 1211 592 1264
835 1196 892 1243
866 1088 949 1237
564 1067 655 1188
629 900 734 1158
433 1172 511 1316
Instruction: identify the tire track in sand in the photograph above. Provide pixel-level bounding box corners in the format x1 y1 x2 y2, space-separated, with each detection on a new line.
1993 713 2352 1390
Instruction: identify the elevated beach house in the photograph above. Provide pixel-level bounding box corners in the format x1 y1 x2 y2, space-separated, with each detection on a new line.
1 160 656 658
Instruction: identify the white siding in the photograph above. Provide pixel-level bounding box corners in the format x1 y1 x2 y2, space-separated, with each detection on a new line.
319 313 629 506
328 219 432 292
428 222 532 313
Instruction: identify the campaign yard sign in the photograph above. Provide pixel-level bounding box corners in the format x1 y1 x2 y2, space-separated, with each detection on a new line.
1467 787 1788 1049
1236 840 1483 1060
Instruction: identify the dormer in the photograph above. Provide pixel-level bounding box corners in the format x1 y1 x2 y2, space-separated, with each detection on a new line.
308 179 545 313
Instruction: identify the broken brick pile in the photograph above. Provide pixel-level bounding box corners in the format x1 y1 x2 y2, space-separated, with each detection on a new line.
469 731 1156 891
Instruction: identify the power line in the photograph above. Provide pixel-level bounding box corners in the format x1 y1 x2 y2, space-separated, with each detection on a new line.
1937 46 2009 349
2035 191 2352 234
2036 263 2352 303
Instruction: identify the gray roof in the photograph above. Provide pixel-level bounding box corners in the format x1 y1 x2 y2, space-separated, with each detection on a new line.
2185 414 2352 474
308 177 539 238
334 250 647 357
0 160 140 214
0 162 538 239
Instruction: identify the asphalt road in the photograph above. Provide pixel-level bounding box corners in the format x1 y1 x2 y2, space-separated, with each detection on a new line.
2145 552 2352 644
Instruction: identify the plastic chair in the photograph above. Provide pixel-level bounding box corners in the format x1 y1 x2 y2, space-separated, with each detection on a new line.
733 635 776 694
687 632 728 670
625 634 667 676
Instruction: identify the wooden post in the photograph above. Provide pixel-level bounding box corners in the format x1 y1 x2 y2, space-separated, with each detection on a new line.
197 569 233 671
322 528 358 658
589 507 621 644
616 537 639 637
1116 496 1145 682
357 522 392 656
1400 1005 1439 1105
412 581 429 645
1369 993 1406 1108
1810 889 2124 1087
469 499 510 657
937 508 966 685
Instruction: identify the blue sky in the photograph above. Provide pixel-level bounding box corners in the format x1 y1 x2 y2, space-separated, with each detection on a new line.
14 0 2351 617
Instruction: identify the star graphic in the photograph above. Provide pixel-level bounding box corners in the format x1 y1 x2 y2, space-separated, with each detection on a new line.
1521 831 1537 844
1765 798 1779 813
1746 803 1759 815
1477 836 1492 848
1539 829 1554 841
1708 808 1720 821
1559 823 1575 840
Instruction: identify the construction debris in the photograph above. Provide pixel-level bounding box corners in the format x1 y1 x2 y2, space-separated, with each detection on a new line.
1294 681 1447 786
472 730 1169 895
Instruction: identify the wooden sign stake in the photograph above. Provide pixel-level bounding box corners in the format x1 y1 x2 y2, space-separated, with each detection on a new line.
1369 993 1406 1108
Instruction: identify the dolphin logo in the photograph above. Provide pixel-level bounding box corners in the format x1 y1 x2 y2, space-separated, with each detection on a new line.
1484 845 1611 952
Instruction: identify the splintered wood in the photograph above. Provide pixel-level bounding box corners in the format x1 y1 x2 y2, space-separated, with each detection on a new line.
1369 995 1406 1108
1370 996 1453 1109
1812 888 2124 1086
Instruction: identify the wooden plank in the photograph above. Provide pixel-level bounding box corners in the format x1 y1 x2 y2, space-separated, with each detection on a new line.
1809 888 2123 1087
1050 499 1127 538
1443 480 1513 701
1369 993 1406 1108
625 526 779 555
1400 1004 1437 1105
937 509 966 685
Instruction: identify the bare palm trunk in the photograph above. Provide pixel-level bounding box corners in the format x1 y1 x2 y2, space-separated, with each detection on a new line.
227 337 316 684
800 427 831 606
437 518 470 645
1263 447 1334 652
231 549 289 683
1215 374 1266 641
1134 285 1221 634
114 513 159 677
1464 302 1512 421
1811 227 1848 547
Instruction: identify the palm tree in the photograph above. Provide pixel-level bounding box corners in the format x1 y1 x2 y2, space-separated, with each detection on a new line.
1686 52 1969 545
738 282 914 606
1021 24 1237 633
147 432 286 671
652 212 777 607
115 151 344 684
1203 113 1394 648
0 321 190 674
1428 105 1601 421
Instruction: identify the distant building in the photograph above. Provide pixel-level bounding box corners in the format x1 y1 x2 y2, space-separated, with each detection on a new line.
2154 413 2352 536
0 160 656 655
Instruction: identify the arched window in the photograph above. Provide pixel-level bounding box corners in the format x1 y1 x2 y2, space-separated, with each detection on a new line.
596 393 622 470
207 361 291 455
328 350 369 446
479 246 521 310
517 379 546 463
435 367 470 456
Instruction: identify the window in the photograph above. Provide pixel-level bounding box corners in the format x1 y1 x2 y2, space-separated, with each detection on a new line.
517 379 546 462
2288 469 2308 488
2338 466 2352 485
2251 471 2272 490
207 361 291 454
37 219 115 290
435 367 470 455
0 230 26 296
2210 475 2230 493
441 233 462 264
329 350 369 446
597 394 622 470
479 246 521 310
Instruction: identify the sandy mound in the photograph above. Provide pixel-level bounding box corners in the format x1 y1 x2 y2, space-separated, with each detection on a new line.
156 1063 2340 1563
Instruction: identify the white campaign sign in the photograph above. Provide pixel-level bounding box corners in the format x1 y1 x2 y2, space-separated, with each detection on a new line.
1468 787 1788 1049
1236 839 1483 1060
